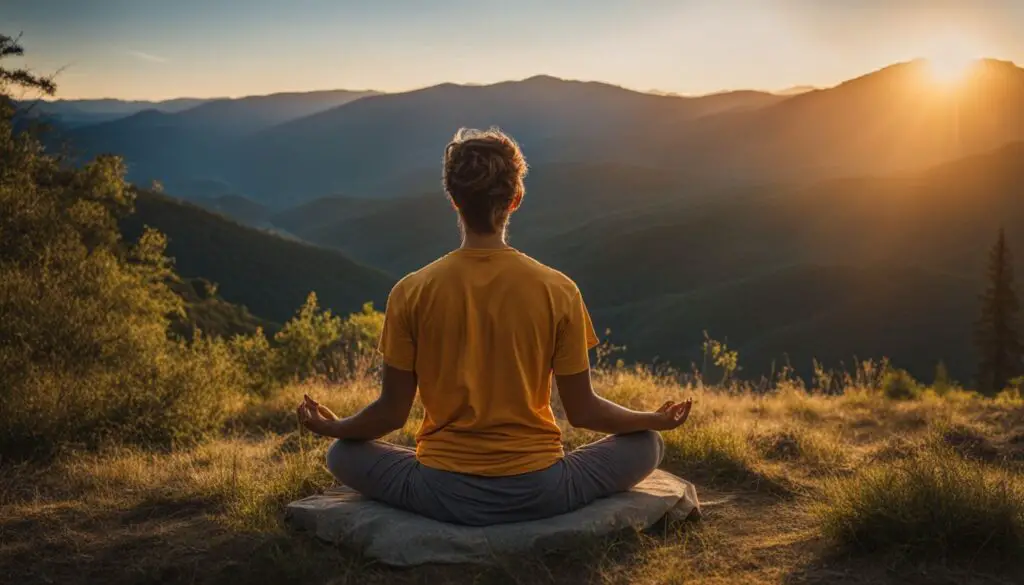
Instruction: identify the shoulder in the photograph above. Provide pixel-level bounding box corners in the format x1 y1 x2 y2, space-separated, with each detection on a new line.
389 254 453 298
513 251 580 299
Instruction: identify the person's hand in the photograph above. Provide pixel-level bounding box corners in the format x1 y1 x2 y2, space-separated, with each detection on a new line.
296 394 339 437
649 398 693 431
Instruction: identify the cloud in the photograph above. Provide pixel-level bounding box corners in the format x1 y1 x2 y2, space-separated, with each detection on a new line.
127 50 168 64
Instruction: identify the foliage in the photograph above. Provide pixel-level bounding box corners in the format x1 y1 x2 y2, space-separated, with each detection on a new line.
881 368 921 401
0 37 241 456
701 332 739 386
272 292 343 383
817 448 1024 560
975 228 1023 395
168 276 277 340
0 34 56 96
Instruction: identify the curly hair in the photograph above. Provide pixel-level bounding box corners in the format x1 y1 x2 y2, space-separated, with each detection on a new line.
442 127 528 235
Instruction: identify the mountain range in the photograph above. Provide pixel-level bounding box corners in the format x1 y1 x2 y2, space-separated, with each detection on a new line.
54 58 1024 382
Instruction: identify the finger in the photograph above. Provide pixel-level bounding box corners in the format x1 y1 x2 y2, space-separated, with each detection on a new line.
304 394 319 406
679 400 693 422
669 402 686 418
317 404 335 419
657 401 675 414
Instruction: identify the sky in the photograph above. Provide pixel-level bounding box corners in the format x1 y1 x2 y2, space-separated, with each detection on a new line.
5 0 1024 101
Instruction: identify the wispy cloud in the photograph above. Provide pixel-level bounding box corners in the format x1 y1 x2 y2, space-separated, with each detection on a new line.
127 50 168 64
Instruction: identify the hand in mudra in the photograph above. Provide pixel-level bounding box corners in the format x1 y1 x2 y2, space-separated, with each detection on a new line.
650 398 693 431
296 394 339 436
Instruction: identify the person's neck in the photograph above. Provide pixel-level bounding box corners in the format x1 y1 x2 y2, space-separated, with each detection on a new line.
460 229 509 250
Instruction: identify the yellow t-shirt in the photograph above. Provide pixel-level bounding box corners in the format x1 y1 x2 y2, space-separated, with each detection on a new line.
378 248 599 476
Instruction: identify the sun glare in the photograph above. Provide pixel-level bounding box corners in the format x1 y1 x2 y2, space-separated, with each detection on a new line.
925 42 979 84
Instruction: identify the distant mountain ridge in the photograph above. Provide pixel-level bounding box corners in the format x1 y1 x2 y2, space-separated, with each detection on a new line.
65 89 378 198
59 60 1024 208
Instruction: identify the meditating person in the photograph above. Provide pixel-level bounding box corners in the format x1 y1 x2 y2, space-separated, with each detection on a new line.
296 127 693 526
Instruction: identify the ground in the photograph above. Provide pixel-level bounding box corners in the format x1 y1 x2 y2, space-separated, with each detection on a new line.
3 371 1023 585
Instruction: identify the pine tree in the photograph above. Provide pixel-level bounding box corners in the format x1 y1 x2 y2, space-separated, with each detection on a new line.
974 229 1023 394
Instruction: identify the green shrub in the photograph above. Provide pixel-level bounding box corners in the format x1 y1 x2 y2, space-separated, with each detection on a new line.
881 368 921 400
272 292 343 383
0 80 243 456
230 328 279 396
817 448 1024 560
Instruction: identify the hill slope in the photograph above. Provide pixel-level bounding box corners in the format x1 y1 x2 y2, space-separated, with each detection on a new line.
272 143 1024 380
120 191 393 324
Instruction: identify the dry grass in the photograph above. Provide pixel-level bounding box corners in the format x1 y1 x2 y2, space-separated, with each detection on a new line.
3 370 1024 584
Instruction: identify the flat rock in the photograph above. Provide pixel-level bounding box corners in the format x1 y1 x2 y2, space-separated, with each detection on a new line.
285 469 700 566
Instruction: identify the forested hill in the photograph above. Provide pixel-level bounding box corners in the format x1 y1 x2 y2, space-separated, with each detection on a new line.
120 191 393 324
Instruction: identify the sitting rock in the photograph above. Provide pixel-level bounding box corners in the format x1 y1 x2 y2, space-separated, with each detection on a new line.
286 469 699 566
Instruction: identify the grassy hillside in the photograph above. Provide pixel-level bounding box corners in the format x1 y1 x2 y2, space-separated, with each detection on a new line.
120 190 393 324
5 370 1023 584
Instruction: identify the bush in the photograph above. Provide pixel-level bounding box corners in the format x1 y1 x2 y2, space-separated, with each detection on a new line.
0 76 243 456
881 368 921 400
817 448 1024 560
272 292 343 383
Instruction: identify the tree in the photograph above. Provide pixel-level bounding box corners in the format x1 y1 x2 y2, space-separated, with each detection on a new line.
974 229 1023 395
0 35 242 456
0 34 56 97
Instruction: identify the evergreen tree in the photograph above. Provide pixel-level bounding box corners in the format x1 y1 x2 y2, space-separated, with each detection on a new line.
974 229 1023 394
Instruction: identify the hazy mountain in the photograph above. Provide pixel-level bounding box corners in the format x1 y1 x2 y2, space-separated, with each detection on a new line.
231 77 784 204
65 89 378 197
640 59 1024 182
18 97 210 126
772 85 817 96
193 194 273 226
163 89 379 134
120 191 393 324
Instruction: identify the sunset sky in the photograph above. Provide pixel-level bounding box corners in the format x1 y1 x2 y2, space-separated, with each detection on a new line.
6 0 1024 100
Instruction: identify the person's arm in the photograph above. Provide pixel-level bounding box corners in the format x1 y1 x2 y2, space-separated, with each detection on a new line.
556 369 692 434
298 365 417 440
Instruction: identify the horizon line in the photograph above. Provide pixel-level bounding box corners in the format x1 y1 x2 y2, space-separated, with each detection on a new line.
40 56 1019 103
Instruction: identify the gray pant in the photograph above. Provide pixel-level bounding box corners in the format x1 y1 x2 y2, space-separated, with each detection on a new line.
325 431 665 526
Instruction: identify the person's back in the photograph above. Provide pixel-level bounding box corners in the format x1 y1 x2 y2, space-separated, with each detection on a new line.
383 248 595 476
297 127 693 526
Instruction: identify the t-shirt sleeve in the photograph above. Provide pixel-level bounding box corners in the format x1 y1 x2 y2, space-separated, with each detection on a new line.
552 288 601 376
377 283 416 371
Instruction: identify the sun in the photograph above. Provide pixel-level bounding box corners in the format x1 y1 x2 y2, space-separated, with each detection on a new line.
925 43 979 84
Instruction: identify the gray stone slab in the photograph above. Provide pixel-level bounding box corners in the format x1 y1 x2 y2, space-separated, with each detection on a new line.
285 469 700 566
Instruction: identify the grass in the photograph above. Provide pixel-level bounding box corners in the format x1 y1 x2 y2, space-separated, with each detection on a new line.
3 370 1024 584
816 448 1024 561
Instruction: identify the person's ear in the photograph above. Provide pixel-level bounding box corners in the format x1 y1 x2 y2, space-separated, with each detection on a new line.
509 188 524 213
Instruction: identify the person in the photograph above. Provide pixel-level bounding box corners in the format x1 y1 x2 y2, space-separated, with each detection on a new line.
297 127 692 526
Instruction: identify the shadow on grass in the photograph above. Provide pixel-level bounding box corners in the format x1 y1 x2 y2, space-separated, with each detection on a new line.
1 492 665 585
